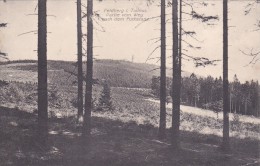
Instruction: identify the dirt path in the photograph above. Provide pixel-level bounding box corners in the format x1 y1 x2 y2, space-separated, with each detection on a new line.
146 98 260 125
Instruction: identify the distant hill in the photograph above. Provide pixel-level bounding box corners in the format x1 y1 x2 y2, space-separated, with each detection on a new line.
0 59 191 88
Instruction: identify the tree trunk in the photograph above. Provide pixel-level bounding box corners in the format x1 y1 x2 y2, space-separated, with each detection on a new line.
230 98 233 113
229 93 232 113
245 100 247 115
83 0 93 139
38 0 48 146
234 101 236 113
195 96 197 107
171 0 180 149
179 0 182 108
77 0 83 122
222 0 230 151
158 0 166 140
256 93 260 117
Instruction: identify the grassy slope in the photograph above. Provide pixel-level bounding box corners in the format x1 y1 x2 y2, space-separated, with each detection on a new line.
0 59 191 88
0 91 259 166
0 61 259 165
0 86 259 165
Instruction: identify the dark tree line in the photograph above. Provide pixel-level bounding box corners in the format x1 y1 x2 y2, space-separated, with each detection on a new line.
230 75 259 117
152 74 260 117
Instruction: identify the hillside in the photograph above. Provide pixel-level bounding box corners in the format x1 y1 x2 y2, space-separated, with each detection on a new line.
0 59 191 88
0 60 259 165
0 84 259 165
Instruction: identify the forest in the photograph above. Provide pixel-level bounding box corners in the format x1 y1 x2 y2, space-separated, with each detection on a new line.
152 74 260 117
0 0 260 165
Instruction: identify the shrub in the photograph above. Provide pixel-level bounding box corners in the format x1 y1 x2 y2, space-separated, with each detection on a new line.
0 80 9 87
231 113 241 131
71 97 78 108
202 100 223 113
202 100 223 119
48 90 73 108
0 83 27 103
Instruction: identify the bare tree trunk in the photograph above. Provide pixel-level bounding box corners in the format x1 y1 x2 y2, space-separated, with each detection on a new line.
179 0 182 108
229 93 233 113
256 94 260 117
158 0 166 140
245 100 247 115
222 0 230 151
77 0 83 122
171 0 180 149
83 0 93 139
38 0 48 146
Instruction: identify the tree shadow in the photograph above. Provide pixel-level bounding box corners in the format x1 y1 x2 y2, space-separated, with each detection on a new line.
0 109 259 166
0 106 35 119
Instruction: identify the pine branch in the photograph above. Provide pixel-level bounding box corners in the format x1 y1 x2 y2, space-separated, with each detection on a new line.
147 56 160 61
182 53 220 67
147 37 161 43
240 49 260 66
0 23 7 27
244 1 256 15
191 11 218 22
0 51 8 57
182 29 203 43
134 15 161 29
252 20 260 31
34 3 38 13
182 39 201 49
26 14 38 16
17 30 37 36
82 12 87 19
92 17 106 32
145 45 160 63
149 67 160 72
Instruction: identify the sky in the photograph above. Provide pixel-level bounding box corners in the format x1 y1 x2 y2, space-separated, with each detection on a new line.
0 0 259 82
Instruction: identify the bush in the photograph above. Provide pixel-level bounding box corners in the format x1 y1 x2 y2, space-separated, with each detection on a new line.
0 83 27 103
202 100 223 113
0 80 9 87
231 113 241 131
48 90 74 108
202 100 223 119
71 97 78 108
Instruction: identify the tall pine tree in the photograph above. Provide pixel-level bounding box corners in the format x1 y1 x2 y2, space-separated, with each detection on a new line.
171 0 180 149
77 0 83 122
97 81 113 111
83 0 94 139
158 0 167 140
37 0 48 146
222 0 230 151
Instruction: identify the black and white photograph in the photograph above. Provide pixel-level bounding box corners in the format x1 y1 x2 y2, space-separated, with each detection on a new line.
0 0 259 165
